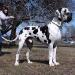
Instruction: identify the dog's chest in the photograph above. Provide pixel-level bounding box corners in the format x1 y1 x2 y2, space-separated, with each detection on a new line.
48 23 61 40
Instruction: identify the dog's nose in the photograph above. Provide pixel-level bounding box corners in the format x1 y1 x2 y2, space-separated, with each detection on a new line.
69 13 72 16
67 13 72 22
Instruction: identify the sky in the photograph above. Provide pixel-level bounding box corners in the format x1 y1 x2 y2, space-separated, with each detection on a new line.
72 0 75 26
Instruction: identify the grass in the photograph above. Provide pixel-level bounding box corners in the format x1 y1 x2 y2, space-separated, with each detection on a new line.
0 46 75 75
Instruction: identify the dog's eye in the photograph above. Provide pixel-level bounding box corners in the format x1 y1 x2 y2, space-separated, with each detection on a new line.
64 9 66 13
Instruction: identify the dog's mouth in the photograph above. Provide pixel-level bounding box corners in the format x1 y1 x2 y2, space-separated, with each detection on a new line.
65 13 72 23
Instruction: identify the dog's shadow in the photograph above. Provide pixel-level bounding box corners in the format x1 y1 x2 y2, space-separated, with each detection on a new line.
20 59 49 65
32 59 49 65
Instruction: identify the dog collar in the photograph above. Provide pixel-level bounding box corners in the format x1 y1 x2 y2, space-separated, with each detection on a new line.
51 21 62 29
51 21 62 27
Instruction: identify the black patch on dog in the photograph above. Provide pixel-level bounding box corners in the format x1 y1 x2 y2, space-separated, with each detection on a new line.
36 37 41 42
25 34 27 37
58 8 62 21
44 40 47 43
34 36 36 38
24 27 30 30
33 29 38 34
40 25 48 33
19 29 23 35
48 39 51 44
25 37 33 50
29 33 31 35
40 25 50 43
53 42 57 48
64 9 66 13
42 36 44 37
58 18 62 21
32 27 36 30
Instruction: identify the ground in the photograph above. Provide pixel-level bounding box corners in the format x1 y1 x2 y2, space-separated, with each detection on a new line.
0 45 75 75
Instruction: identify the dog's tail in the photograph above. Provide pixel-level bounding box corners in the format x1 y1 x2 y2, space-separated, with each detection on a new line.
1 35 19 42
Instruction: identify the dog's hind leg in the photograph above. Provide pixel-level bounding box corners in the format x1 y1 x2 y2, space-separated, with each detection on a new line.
26 49 33 64
15 39 25 66
25 37 33 64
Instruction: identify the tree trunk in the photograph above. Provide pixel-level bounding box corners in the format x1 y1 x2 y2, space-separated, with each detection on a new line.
9 19 17 47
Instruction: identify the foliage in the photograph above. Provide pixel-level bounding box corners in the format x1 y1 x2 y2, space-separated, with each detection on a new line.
0 0 72 45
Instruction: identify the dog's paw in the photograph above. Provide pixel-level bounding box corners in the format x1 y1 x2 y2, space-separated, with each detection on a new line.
28 61 33 64
49 63 54 66
54 62 60 65
14 62 19 66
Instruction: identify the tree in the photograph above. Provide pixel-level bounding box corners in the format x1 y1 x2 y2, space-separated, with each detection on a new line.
0 0 72 46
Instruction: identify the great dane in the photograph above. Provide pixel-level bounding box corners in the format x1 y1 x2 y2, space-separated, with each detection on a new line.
2 8 72 66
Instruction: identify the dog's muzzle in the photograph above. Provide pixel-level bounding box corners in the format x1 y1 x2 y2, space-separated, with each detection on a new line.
66 13 72 22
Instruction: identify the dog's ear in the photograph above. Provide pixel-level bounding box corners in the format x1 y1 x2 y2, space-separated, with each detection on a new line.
55 9 61 18
55 8 62 18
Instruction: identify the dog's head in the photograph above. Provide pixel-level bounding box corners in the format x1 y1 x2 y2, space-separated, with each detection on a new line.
55 8 72 22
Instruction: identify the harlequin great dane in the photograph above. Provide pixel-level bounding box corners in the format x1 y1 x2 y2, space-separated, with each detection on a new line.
3 7 72 66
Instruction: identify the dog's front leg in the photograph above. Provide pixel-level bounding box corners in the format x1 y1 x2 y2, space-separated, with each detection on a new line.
48 43 54 66
53 46 60 65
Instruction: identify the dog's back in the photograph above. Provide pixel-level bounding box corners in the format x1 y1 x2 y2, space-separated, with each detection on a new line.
23 25 49 44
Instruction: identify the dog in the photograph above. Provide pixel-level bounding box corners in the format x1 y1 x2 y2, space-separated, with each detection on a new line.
2 7 72 66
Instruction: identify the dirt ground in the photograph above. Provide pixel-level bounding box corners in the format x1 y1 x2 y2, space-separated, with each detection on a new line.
0 45 75 75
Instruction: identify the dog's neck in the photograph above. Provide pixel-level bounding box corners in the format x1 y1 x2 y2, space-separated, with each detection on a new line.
51 17 63 27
